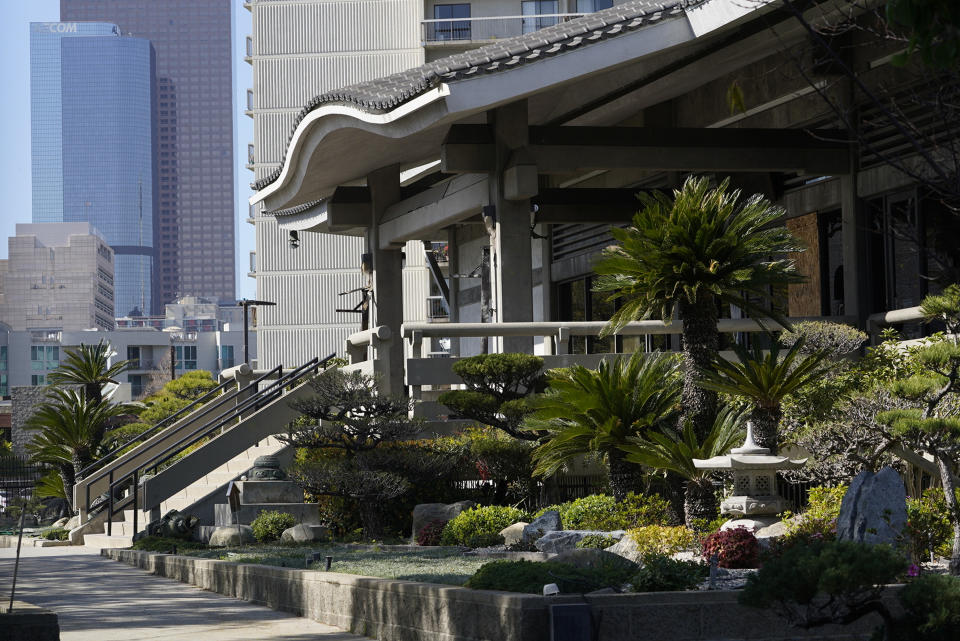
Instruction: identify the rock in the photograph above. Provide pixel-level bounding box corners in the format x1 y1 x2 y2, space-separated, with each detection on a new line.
52 517 69 528
755 520 789 540
280 523 330 544
209 525 256 547
521 510 562 546
606 535 644 563
146 510 200 539
410 501 475 542
837 467 908 548
534 530 625 554
721 516 781 534
65 515 80 530
552 548 638 576
499 522 529 547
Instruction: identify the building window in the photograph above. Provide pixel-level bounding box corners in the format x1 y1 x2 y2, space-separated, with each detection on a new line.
0 374 7 397
220 345 235 370
128 374 144 399
0 346 6 371
32 374 46 386
432 4 471 40
576 0 612 12
522 0 558 33
556 276 621 354
31 346 59 371
127 346 141 369
175 345 197 370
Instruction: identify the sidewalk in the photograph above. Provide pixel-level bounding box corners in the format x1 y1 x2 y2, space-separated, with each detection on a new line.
0 545 371 641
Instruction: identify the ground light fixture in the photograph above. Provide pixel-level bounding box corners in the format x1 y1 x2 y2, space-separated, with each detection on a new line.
238 299 276 365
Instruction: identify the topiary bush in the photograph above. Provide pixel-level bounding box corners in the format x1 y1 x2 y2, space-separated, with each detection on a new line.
630 554 708 592
465 559 634 594
779 321 868 355
415 519 448 546
535 493 671 531
41 527 69 541
440 505 530 547
701 527 760 568
575 534 620 550
251 510 297 543
889 574 960 641
626 525 696 557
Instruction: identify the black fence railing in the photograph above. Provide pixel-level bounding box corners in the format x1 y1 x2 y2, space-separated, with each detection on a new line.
104 354 335 537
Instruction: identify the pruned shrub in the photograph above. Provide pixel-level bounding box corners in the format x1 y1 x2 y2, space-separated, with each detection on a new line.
42 527 69 541
906 488 955 561
440 505 530 547
630 554 708 592
889 574 960 640
416 519 448 546
535 493 671 531
251 510 297 543
575 534 620 550
701 527 760 568
626 525 696 557
779 321 867 355
465 559 633 594
774 485 846 553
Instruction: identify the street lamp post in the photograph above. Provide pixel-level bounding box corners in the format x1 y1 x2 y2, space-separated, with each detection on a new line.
238 299 276 366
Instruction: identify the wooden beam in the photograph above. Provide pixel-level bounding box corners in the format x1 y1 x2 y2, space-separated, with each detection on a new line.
441 125 852 175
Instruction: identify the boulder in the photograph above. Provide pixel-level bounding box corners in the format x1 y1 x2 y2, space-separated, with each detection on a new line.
552 548 638 576
410 500 476 542
605 535 642 563
52 517 69 528
499 522 529 547
837 467 908 548
521 510 562 546
755 520 789 540
146 509 200 540
534 530 626 554
64 515 80 530
280 523 330 544
209 525 256 547
721 516 781 534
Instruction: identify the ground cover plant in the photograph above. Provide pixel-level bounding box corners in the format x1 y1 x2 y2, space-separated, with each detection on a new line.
629 554 708 592
465 558 635 594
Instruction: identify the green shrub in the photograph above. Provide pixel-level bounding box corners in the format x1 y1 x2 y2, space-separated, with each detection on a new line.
889 574 960 640
41 527 69 541
575 534 620 550
630 554 707 592
626 525 696 557
779 321 867 355
251 510 297 543
440 505 530 546
535 493 671 531
465 559 633 594
778 485 846 548
906 488 954 561
702 527 760 568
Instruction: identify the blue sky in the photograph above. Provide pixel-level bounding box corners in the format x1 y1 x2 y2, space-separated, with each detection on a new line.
0 1 256 300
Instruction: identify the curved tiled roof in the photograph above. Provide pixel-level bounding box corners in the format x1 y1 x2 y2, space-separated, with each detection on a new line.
253 0 699 192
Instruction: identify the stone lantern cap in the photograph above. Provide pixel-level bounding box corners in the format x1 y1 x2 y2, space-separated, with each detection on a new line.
692 421 807 470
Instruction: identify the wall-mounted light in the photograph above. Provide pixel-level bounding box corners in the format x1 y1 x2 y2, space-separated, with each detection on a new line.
288 230 300 249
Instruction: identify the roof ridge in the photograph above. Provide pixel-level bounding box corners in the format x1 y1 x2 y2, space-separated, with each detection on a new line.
253 0 701 192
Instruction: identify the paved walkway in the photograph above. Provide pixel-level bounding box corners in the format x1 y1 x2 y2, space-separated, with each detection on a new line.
1 545 371 641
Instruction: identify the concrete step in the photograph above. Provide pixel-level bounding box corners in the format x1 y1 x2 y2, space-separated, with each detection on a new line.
83 532 133 549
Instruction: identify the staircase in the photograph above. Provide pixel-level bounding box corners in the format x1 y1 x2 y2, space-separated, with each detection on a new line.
72 355 334 547
82 435 288 548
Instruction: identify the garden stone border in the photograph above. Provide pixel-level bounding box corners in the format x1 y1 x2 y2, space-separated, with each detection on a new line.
104 548 892 641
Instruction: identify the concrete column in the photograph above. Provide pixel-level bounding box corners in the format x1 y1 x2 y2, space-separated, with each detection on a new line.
367 165 405 397
839 75 866 324
488 100 534 353
447 227 460 357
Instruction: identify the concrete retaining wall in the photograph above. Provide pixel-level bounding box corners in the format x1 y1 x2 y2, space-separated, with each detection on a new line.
1 601 60 641
104 549 885 641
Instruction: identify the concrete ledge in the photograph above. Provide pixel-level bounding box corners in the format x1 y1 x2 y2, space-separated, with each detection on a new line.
103 548 886 641
0 601 60 641
0 535 72 548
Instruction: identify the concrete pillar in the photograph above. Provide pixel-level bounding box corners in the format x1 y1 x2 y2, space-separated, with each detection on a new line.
488 100 534 353
839 75 866 325
367 165 405 397
447 227 460 357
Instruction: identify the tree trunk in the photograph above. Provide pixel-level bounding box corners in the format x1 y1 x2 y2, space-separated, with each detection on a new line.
357 499 387 541
678 292 719 442
750 405 782 454
606 449 645 501
683 477 718 529
936 453 960 575
59 464 76 514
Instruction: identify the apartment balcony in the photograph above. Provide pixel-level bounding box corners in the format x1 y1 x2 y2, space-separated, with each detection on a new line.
420 13 585 47
426 295 449 323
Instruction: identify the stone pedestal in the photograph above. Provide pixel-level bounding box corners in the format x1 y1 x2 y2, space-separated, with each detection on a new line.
214 480 318 527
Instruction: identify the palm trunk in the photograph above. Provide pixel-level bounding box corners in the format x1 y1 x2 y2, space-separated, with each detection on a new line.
59 464 76 514
678 292 720 442
683 477 718 529
750 406 782 454
606 449 644 501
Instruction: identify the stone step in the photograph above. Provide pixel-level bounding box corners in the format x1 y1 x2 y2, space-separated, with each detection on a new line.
83 532 133 549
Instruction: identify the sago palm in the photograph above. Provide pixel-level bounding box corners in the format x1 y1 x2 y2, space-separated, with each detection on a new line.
594 175 804 442
698 338 833 453
523 352 681 500
48 340 131 406
620 406 746 528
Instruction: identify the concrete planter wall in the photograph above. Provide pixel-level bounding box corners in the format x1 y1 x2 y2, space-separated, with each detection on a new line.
104 549 886 641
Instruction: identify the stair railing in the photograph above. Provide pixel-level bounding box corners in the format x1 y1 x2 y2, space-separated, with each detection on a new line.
105 353 335 537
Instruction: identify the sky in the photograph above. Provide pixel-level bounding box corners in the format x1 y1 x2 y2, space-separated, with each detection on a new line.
0 0 256 301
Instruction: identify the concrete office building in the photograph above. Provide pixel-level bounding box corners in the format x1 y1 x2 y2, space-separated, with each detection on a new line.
0 223 115 334
61 1 236 306
30 21 157 316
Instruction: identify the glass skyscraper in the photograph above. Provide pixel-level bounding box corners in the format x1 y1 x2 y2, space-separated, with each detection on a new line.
61 1 237 306
30 21 157 317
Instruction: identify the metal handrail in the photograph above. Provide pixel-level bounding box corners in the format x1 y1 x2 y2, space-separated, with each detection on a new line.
83 366 282 518
104 354 334 536
78 377 234 479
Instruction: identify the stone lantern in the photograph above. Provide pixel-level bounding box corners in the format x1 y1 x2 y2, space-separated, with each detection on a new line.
693 422 806 521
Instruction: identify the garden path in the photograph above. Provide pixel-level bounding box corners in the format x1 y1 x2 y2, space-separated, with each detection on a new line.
0 545 372 641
